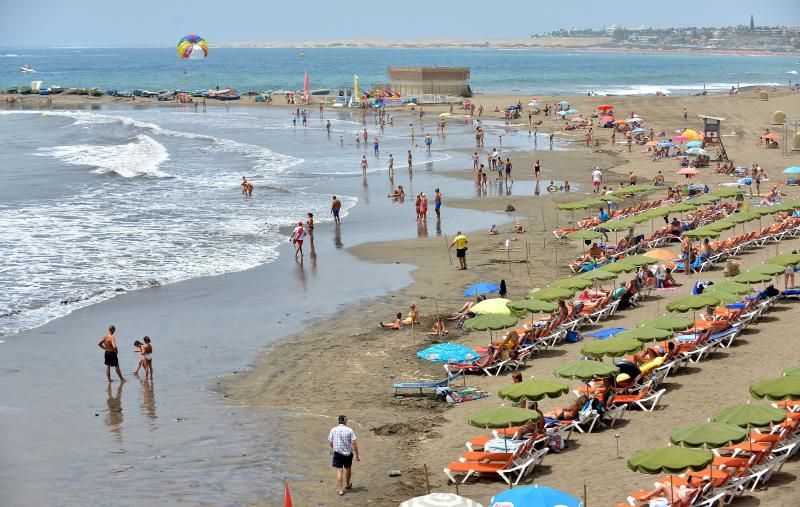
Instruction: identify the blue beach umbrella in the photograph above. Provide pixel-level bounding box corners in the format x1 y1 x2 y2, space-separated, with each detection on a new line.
783 166 800 175
558 101 570 106
686 148 708 156
557 111 568 116
632 127 645 133
686 140 703 148
417 343 478 364
464 282 501 297
565 108 578 114
490 485 583 507
657 140 674 147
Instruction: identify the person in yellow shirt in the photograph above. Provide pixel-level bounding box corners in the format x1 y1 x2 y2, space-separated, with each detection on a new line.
450 231 469 270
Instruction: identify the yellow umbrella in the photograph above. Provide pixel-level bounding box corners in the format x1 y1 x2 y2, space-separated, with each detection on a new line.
471 298 512 315
439 112 451 117
682 129 703 141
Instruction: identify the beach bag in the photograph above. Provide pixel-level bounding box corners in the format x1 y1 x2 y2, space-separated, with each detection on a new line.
565 330 582 343
723 260 741 277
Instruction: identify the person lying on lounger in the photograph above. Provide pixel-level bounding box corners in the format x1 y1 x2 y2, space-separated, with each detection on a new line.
544 396 589 420
380 312 403 329
640 481 696 506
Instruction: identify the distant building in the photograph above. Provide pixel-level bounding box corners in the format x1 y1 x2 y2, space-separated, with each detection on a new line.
750 15 755 30
387 67 470 96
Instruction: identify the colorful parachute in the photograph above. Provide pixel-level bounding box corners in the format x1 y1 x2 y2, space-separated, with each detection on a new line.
177 35 208 59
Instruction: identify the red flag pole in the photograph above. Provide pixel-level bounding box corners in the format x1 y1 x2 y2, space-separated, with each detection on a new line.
284 477 293 507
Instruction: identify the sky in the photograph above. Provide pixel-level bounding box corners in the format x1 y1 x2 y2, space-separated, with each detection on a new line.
1 0 799 47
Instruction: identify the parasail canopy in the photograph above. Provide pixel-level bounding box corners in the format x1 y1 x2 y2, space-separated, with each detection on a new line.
177 34 209 59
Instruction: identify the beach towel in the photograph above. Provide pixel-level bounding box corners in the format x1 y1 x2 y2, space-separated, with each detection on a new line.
584 327 627 340
443 386 491 404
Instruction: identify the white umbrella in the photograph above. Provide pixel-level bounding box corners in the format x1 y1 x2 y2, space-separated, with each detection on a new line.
400 493 484 507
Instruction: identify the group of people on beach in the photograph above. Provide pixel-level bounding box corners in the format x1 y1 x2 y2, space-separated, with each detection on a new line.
97 325 153 382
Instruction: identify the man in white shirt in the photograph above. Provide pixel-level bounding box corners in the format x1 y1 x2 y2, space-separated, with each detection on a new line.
592 167 603 193
328 415 360 496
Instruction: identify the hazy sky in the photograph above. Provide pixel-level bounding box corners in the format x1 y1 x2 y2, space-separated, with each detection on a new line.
1 0 799 46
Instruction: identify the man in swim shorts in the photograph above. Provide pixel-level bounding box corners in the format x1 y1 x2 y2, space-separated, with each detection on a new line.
434 188 443 219
331 196 341 224
98 325 124 383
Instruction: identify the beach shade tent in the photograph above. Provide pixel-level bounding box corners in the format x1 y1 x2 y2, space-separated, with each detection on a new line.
784 366 800 377
580 336 644 359
469 406 541 429
681 129 704 141
597 104 614 111
528 287 576 301
670 421 748 448
464 283 500 297
400 493 483 507
642 315 694 331
507 298 558 314
666 294 721 313
712 402 786 427
471 298 513 315
708 280 753 295
489 485 582 507
677 168 701 176
768 253 800 266
685 141 703 148
417 343 479 364
463 314 518 331
498 379 570 403
686 148 708 156
750 376 800 401
733 270 776 284
784 166 800 175
554 360 619 380
628 446 713 475
643 248 681 262
615 327 673 343
551 277 594 291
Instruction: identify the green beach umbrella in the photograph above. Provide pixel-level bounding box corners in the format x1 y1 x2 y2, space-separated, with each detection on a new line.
580 336 644 359
706 220 736 232
728 211 760 224
733 270 775 284
752 206 783 216
621 255 658 267
768 253 800 267
554 360 619 380
468 406 541 429
665 203 698 214
498 379 570 403
578 269 618 282
603 219 639 232
712 402 786 427
601 260 637 273
628 446 713 475
616 327 673 343
709 281 753 295
683 228 721 239
463 314 518 331
507 298 557 313
750 376 800 401
750 263 785 276
667 294 720 312
700 288 739 305
527 287 575 301
670 421 748 448
639 207 670 219
551 277 594 290
642 315 694 331
689 194 721 205
471 298 513 315
611 184 657 196
566 229 603 241
710 188 740 198
784 365 800 377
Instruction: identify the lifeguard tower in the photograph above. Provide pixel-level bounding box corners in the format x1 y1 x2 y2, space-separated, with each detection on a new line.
698 115 728 161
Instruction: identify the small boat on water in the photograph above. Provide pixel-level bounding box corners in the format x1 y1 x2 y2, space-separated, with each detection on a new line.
63 88 78 95
310 89 331 96
39 88 50 95
19 64 36 73
75 87 89 95
89 87 103 97
140 90 158 97
49 86 64 94
18 86 32 94
5 87 18 94
216 92 240 100
115 91 133 98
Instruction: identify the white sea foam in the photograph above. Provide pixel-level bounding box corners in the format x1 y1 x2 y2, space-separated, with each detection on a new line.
595 82 782 96
37 134 171 178
788 70 799 75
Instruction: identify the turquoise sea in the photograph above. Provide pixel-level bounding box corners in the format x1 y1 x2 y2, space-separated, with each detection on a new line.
1 47 797 95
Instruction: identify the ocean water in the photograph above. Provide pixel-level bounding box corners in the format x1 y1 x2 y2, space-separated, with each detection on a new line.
1 47 796 95
0 104 543 337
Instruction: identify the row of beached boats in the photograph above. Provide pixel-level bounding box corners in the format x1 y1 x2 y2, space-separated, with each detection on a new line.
3 86 242 101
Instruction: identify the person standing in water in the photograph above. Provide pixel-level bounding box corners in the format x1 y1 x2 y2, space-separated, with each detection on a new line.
434 188 443 219
360 156 368 176
387 154 394 178
407 150 413 173
98 325 125 383
331 196 342 225
290 221 306 258
326 120 331 135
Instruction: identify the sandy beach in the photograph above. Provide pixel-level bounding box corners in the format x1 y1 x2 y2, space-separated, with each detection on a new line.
4 83 800 506
216 87 800 506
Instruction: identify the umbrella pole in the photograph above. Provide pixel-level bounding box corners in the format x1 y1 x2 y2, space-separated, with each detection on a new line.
584 483 588 507
423 463 431 494
444 234 453 266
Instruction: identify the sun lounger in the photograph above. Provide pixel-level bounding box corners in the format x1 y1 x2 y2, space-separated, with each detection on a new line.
393 371 464 397
443 442 547 486
611 383 665 412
